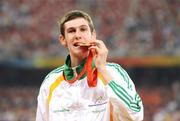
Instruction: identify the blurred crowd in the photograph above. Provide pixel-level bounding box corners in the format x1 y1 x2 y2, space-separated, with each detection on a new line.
0 0 180 120
0 0 180 121
122 0 180 56
140 81 180 121
0 0 180 66
0 81 180 121
0 87 37 121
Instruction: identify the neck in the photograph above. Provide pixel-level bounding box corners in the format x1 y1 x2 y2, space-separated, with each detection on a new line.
70 57 85 67
70 53 88 67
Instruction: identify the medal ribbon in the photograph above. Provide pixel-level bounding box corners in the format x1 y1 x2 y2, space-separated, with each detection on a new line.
64 51 97 87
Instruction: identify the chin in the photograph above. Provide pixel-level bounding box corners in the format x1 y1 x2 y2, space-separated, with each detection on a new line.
75 51 88 58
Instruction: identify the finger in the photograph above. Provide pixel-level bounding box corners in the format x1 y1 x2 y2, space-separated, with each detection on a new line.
89 40 106 49
88 46 99 55
89 40 107 51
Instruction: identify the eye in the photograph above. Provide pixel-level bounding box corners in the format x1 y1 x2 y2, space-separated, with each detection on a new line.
67 29 75 33
80 27 87 32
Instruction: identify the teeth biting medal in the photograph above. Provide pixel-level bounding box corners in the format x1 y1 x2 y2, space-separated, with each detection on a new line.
77 42 91 47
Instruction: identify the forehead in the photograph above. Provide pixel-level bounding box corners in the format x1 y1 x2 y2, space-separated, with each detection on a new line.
64 18 89 30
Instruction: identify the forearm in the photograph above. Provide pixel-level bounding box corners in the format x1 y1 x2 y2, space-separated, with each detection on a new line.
99 63 144 120
106 81 144 121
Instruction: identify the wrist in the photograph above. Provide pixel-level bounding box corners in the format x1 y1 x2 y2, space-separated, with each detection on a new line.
97 65 107 73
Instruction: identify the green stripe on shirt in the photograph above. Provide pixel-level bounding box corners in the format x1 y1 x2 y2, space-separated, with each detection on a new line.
107 63 132 90
45 65 65 79
109 81 141 112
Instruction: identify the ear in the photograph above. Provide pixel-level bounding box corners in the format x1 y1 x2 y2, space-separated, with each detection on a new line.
92 30 96 39
59 35 67 47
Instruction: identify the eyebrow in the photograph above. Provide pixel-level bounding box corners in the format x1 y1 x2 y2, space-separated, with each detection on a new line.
66 25 88 31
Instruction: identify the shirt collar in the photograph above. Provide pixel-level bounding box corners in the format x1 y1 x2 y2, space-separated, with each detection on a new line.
63 55 89 81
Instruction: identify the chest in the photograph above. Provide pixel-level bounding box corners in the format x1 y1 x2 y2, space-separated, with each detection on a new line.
49 79 108 112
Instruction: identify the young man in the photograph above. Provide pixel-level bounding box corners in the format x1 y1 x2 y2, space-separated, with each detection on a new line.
36 10 144 121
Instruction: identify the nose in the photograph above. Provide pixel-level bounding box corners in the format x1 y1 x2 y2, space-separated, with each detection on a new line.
74 30 82 40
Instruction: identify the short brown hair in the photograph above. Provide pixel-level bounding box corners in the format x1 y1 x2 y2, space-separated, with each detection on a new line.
58 10 95 36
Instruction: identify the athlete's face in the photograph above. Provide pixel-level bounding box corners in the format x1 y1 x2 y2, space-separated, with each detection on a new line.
59 18 96 60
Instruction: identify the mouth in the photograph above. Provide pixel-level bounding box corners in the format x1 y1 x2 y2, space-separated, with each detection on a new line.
73 42 90 47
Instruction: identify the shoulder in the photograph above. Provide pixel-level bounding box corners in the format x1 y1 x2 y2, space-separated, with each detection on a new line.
44 65 65 80
37 65 65 98
40 65 65 88
106 62 135 90
106 62 126 73
106 62 129 80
